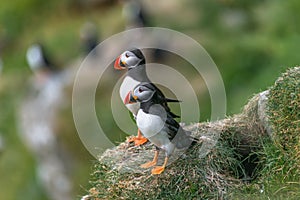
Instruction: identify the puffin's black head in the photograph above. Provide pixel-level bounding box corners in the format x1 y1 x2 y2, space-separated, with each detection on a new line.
124 82 156 104
114 48 145 70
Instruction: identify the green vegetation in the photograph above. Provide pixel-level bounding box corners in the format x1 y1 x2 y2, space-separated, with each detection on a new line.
85 67 299 200
88 142 242 199
230 67 300 199
268 67 300 160
258 67 300 198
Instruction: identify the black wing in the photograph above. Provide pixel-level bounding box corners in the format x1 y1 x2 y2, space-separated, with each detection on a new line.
164 111 181 140
164 111 194 149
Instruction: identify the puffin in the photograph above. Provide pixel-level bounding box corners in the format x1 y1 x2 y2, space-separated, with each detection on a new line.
26 43 55 72
114 48 180 146
124 82 195 174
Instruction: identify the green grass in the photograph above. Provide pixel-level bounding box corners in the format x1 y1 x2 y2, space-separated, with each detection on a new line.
88 140 243 200
231 67 300 199
85 67 300 199
268 67 300 155
230 138 300 200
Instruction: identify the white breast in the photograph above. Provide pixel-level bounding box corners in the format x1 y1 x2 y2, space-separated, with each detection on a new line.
136 110 170 148
120 76 141 115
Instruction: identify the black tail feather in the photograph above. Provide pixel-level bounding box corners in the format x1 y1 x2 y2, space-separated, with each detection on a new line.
165 98 182 103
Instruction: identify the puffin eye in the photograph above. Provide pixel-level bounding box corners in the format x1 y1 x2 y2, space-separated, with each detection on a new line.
138 87 143 93
125 53 129 58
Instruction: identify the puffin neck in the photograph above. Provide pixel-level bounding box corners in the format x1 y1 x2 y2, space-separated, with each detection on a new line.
140 99 155 114
127 63 150 82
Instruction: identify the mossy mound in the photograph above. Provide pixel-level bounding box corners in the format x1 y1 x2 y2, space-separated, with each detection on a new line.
268 66 300 156
83 93 269 200
82 67 300 199
235 66 300 199
266 66 300 182
87 134 243 200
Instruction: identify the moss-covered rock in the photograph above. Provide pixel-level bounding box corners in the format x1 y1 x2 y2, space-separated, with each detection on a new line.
262 66 300 194
268 66 300 160
82 95 269 199
86 134 243 200
82 67 300 200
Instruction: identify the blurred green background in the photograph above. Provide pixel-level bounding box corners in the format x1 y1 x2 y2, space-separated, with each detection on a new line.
0 0 299 199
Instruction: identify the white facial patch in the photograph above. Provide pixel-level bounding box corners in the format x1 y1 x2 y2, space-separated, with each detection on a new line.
121 51 141 67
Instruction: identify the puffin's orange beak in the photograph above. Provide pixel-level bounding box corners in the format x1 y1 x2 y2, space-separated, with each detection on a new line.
124 91 137 104
114 55 126 70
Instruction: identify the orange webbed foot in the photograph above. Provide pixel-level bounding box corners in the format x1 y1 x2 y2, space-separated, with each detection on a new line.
151 166 165 175
127 136 148 146
127 129 148 146
134 137 148 146
151 157 169 175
